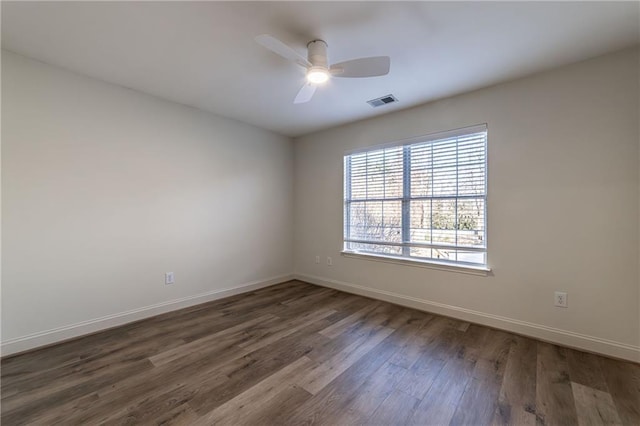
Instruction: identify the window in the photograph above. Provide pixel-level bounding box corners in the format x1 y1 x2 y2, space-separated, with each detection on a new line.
343 124 487 269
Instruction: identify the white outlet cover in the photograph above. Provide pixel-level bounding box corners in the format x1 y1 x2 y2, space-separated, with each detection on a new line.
554 291 568 307
327 257 333 266
165 272 175 285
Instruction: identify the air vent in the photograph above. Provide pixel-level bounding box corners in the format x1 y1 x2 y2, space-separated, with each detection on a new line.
367 94 398 108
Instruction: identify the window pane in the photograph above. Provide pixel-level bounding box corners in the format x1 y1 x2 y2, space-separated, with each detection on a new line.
431 247 457 262
458 163 485 195
347 201 367 240
366 172 384 199
432 199 456 228
349 153 366 200
348 200 402 243
382 200 402 243
432 139 458 168
384 163 403 198
348 147 403 200
409 200 432 244
458 136 485 165
348 200 377 240
456 250 485 265
457 198 485 247
410 144 432 197
431 230 457 246
348 241 402 256
432 166 457 197
409 247 432 259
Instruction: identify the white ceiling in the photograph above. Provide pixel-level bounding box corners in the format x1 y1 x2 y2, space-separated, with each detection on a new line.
2 2 639 137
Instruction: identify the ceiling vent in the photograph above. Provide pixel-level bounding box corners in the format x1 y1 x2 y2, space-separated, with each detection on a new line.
367 94 398 107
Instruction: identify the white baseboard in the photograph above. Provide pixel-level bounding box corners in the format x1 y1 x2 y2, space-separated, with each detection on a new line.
294 273 640 363
1 273 294 357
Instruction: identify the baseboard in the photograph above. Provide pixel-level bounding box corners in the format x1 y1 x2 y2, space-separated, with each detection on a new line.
1 273 294 357
294 273 640 363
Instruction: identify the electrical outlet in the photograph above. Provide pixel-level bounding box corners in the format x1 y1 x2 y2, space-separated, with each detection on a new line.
554 291 567 308
165 272 175 285
327 256 333 266
315 256 320 264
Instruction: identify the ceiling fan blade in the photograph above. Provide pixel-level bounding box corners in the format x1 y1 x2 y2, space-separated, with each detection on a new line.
330 56 390 78
255 34 311 68
294 83 317 104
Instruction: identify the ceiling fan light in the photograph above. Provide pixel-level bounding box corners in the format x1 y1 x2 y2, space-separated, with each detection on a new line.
307 68 329 84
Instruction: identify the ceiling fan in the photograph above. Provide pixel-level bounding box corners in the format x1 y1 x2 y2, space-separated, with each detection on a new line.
255 34 390 104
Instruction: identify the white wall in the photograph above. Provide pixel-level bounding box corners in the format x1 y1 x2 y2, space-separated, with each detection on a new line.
293 48 640 361
1 51 294 354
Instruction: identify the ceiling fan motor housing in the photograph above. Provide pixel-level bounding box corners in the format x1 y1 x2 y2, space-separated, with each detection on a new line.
307 40 328 69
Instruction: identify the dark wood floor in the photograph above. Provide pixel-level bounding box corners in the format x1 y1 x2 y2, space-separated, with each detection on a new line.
2 280 639 425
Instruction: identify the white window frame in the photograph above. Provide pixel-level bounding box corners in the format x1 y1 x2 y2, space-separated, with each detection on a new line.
342 124 489 273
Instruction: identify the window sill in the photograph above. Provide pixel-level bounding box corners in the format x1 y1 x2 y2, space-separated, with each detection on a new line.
340 251 491 276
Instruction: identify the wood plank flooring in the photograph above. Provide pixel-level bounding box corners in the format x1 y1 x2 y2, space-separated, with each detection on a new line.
2 280 639 425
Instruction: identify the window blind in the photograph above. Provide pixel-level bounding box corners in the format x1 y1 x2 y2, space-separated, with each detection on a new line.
344 125 487 267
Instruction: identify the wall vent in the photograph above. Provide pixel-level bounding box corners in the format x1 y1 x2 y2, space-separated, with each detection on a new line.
367 94 398 107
